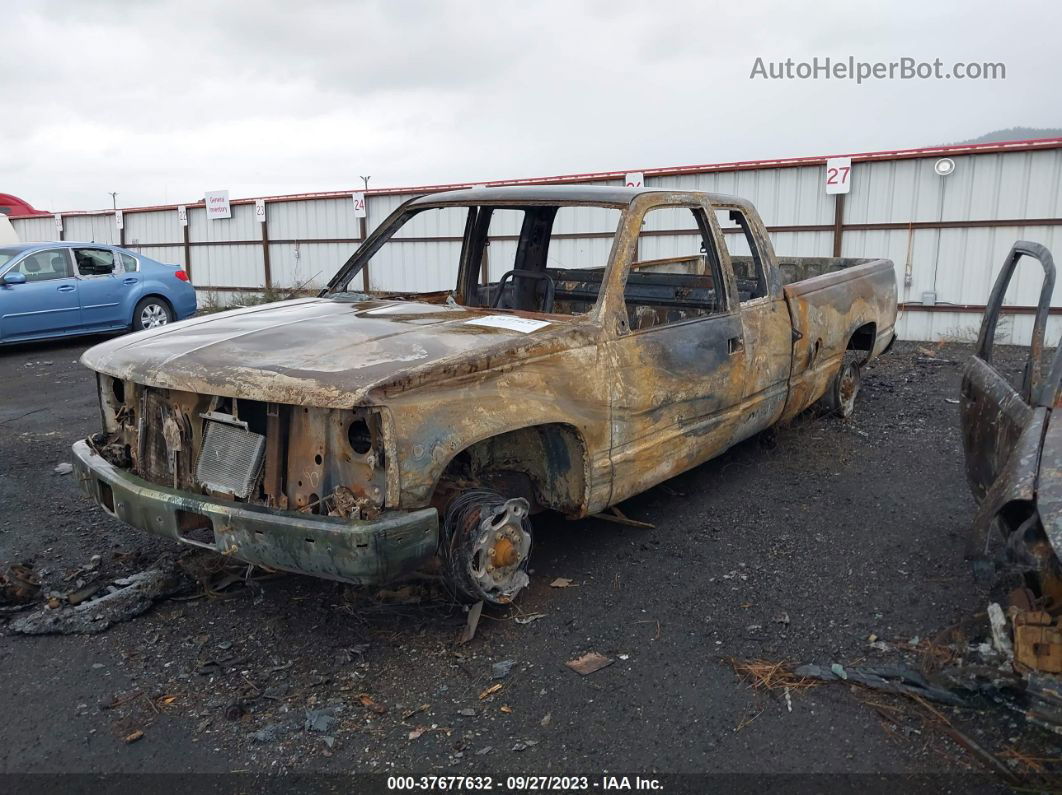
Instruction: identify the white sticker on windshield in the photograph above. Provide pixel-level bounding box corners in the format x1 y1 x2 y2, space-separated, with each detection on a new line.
465 315 551 333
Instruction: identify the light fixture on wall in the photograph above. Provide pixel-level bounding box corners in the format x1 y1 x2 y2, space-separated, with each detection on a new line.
934 158 956 177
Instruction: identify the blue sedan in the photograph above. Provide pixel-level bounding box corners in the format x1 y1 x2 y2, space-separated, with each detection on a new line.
0 242 197 344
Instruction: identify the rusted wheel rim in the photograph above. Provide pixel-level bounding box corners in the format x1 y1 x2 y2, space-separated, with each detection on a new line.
837 362 859 417
444 491 532 604
467 498 532 602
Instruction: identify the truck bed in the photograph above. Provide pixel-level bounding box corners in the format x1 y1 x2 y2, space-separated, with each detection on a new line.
776 256 897 420
733 254 882 286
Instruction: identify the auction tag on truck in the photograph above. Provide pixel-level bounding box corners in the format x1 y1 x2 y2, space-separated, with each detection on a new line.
465 315 551 333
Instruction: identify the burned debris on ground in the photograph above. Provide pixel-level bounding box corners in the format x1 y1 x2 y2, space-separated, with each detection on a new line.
3 340 1061 780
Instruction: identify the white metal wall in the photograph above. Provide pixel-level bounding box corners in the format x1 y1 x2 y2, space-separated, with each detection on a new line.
14 215 56 242
10 146 1062 342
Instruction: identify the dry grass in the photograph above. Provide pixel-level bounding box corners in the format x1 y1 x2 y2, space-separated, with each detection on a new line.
896 635 960 673
936 325 982 344
196 282 319 315
999 747 1062 776
726 658 820 692
734 703 766 732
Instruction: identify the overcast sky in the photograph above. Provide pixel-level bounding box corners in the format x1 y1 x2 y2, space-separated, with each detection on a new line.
3 0 1060 211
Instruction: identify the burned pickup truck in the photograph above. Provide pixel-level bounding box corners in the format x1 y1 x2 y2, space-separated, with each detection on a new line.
73 186 896 604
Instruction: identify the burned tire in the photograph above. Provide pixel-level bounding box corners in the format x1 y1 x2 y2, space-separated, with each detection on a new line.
825 355 861 418
442 489 532 604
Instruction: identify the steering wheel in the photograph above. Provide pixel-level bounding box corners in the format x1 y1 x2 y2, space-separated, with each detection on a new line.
490 269 556 313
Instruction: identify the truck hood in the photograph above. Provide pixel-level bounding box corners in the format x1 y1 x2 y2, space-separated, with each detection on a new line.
81 298 587 407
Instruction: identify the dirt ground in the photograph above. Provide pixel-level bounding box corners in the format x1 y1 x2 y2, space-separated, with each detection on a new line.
0 336 1054 786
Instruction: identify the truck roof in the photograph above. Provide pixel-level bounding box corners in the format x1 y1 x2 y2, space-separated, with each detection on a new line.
411 184 745 207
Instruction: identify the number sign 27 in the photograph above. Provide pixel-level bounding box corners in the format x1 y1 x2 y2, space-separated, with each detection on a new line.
825 157 852 195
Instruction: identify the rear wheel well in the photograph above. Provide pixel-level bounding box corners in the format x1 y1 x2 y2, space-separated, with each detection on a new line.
140 293 173 309
135 293 174 314
847 322 876 360
433 424 588 516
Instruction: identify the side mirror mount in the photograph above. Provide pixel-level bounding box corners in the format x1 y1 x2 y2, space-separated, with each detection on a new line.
1 272 26 286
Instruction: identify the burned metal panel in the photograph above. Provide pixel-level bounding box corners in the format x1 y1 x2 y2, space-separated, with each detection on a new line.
81 298 598 410
966 404 1045 558
961 356 1035 503
85 303 615 517
960 242 1056 510
736 298 794 433
263 403 288 509
973 241 1056 406
605 310 747 505
781 258 897 421
1037 414 1062 560
721 204 798 433
598 191 757 502
715 195 894 425
772 256 881 285
72 441 437 585
286 405 328 511
380 327 612 515
283 404 389 517
94 375 392 521
457 425 588 515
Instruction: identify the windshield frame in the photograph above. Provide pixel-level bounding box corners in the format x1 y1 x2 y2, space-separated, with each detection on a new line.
322 197 630 317
320 195 628 322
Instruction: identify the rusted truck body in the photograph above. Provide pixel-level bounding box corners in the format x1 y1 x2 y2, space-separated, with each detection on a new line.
960 241 1062 591
73 186 896 603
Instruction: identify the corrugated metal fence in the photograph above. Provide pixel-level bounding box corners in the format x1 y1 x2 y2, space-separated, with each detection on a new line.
12 138 1062 343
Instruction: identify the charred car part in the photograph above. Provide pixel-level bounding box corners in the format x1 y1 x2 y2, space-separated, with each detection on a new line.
960 241 1062 594
74 186 896 604
93 378 391 518
442 490 532 604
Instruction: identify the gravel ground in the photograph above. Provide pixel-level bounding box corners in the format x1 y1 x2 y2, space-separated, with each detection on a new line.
0 335 1052 786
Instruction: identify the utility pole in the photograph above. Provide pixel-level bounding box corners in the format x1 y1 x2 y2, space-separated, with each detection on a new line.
108 192 118 210
359 176 371 191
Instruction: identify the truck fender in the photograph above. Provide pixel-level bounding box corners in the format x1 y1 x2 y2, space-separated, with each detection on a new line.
430 422 591 517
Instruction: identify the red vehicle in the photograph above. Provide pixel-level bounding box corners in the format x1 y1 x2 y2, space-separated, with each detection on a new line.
0 193 44 217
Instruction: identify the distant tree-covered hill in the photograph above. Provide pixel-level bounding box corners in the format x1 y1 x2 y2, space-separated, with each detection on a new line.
947 127 1062 145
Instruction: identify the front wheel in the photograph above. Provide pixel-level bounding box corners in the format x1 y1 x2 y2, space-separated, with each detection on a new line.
441 489 532 604
133 297 174 330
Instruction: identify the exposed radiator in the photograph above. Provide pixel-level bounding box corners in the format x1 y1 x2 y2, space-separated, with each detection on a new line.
195 420 266 499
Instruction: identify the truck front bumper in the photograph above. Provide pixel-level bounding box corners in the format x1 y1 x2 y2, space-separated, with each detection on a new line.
72 440 439 586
